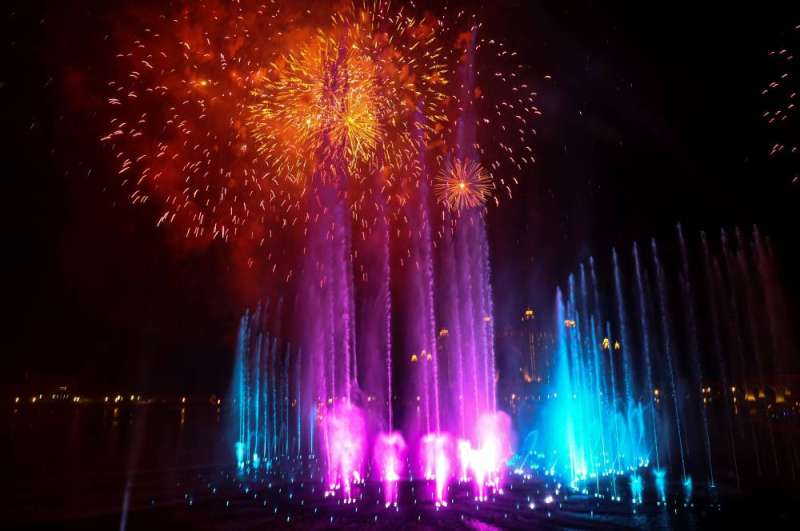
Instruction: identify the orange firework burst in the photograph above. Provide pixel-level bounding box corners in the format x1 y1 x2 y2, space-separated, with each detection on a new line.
97 0 541 264
101 1 299 243
248 1 450 189
433 157 492 211
98 0 313 283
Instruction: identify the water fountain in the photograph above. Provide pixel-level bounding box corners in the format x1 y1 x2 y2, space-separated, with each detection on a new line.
228 30 510 506
517 224 797 503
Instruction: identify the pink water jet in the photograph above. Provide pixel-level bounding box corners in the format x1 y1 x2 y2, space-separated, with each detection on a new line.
454 412 514 500
326 403 365 501
457 438 471 482
374 432 406 507
421 433 453 505
474 412 514 499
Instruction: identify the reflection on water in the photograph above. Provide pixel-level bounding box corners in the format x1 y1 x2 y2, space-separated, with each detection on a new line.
4 403 233 524
4 403 800 530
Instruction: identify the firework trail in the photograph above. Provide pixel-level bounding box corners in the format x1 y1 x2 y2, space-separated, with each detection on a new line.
762 23 799 184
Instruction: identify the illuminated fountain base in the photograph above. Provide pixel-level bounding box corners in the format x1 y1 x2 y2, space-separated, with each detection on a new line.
189 464 737 530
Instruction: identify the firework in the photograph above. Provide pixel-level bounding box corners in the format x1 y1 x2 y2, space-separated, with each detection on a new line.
248 2 450 191
440 14 542 209
433 157 492 211
98 0 540 259
99 0 312 276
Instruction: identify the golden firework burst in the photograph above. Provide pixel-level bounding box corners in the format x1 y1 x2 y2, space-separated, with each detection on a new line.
433 157 492 211
248 2 449 189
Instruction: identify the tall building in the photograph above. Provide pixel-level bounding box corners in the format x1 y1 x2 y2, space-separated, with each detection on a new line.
520 307 554 384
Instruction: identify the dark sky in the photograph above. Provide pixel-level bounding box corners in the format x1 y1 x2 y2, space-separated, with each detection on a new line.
2 1 798 396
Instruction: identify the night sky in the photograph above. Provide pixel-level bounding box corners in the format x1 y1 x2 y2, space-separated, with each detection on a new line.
2 1 798 396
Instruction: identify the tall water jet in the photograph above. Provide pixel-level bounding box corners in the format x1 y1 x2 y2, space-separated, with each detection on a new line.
720 228 763 477
612 249 638 469
677 224 715 487
357 170 394 433
633 243 660 470
753 228 797 480
701 232 740 488
293 43 365 481
438 26 497 439
651 239 688 481
403 126 441 435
